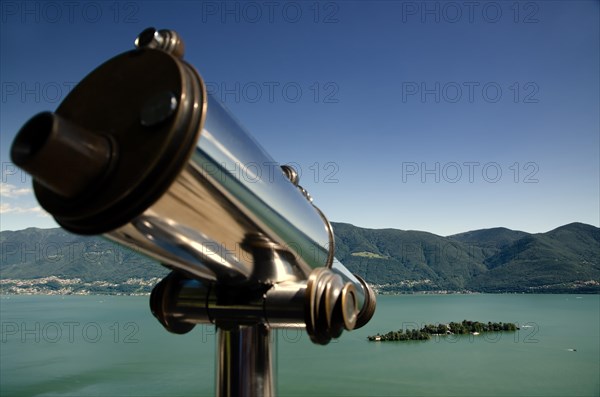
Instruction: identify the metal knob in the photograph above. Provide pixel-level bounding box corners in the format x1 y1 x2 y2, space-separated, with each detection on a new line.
134 27 185 58
305 268 360 344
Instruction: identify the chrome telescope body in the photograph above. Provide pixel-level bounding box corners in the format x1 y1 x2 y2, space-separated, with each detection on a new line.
11 27 376 396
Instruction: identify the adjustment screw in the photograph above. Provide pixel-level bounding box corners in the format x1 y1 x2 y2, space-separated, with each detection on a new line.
281 165 299 185
140 92 178 127
134 27 185 58
134 27 164 49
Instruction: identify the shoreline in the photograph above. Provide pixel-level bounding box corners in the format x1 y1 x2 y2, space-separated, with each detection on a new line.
2 291 598 297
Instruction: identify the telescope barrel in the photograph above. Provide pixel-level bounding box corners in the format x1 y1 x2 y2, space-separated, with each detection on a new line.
107 92 337 285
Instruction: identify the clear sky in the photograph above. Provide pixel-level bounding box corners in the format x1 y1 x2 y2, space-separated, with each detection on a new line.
1 1 598 236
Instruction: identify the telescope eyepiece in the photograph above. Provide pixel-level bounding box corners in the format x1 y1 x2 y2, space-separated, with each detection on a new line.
11 112 113 198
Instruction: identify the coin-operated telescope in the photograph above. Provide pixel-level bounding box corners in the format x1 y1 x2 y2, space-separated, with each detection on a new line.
11 28 376 396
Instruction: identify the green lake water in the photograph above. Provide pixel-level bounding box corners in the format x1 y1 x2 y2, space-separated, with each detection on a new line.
1 294 598 396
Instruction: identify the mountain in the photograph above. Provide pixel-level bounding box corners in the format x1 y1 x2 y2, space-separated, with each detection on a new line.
0 228 167 294
1 223 598 294
448 227 529 264
332 223 488 291
466 223 600 292
333 222 599 293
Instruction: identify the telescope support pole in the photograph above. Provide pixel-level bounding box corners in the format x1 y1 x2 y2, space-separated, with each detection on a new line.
216 323 276 397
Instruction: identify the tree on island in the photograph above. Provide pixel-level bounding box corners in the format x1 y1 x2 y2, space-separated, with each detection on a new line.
368 320 519 342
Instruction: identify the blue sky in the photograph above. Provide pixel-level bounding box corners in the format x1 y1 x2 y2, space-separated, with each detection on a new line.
1 1 598 236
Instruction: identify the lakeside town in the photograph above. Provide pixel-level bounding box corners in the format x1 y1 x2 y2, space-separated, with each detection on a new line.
2 276 598 296
0 276 164 296
0 277 476 296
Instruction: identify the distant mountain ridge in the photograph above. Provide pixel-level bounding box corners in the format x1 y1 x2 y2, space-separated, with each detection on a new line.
335 222 599 293
1 222 598 294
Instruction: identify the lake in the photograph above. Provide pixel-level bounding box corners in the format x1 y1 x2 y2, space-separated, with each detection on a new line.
1 294 598 396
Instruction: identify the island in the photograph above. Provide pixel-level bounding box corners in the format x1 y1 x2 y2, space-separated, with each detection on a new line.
368 320 519 341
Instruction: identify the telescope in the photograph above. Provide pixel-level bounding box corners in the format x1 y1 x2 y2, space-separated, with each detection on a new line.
10 28 376 396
